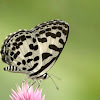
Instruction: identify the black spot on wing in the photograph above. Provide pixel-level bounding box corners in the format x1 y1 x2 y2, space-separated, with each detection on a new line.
48 21 54 25
52 26 57 29
46 31 61 39
12 47 16 50
16 45 19 49
45 28 51 31
18 42 23 46
27 59 33 63
42 53 52 61
59 39 65 45
27 63 38 71
29 44 34 50
13 42 23 50
47 32 54 37
34 56 39 61
14 51 20 59
41 23 47 27
15 35 26 42
22 67 27 70
10 52 14 56
13 42 17 46
15 34 18 37
26 36 31 38
46 32 56 38
17 62 21 65
33 38 36 43
24 52 32 57
26 32 29 34
5 51 8 55
36 34 39 37
29 44 38 50
49 45 62 52
38 38 47 43
56 32 61 37
10 57 14 61
20 33 23 35
58 26 62 30
16 37 20 41
22 60 26 65
34 45 38 50
62 29 68 35
56 21 61 24
34 25 40 30
39 30 45 34
20 35 26 41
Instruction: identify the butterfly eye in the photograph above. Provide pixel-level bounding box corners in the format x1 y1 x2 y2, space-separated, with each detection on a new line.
43 73 48 79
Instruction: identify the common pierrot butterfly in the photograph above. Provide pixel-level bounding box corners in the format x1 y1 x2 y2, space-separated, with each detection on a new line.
0 19 69 88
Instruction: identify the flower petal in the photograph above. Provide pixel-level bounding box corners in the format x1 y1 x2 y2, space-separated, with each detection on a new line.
10 82 45 100
9 95 14 100
11 93 18 100
42 95 45 100
12 89 18 98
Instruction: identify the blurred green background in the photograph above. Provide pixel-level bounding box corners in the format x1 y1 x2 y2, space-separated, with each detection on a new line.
0 0 100 100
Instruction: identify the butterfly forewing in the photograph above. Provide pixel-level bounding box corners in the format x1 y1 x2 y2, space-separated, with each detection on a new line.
0 19 69 79
29 20 69 78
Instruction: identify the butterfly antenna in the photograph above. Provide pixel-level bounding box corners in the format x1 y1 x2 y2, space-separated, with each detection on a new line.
49 73 61 80
48 74 59 90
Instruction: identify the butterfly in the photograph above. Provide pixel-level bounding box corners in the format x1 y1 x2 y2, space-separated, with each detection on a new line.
0 19 69 88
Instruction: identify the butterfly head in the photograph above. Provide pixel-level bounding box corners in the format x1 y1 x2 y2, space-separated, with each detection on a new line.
36 73 48 80
30 73 48 80
42 73 48 80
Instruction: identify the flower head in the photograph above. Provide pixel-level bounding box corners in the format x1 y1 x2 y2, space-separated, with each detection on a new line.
10 82 45 100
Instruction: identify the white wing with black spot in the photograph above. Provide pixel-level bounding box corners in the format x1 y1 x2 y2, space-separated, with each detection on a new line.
0 19 69 79
0 30 42 74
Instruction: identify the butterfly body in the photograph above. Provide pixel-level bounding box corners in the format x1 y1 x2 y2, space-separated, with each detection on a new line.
1 19 69 80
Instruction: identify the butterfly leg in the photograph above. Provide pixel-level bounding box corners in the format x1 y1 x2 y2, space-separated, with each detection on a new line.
37 80 41 89
27 80 36 91
21 75 29 85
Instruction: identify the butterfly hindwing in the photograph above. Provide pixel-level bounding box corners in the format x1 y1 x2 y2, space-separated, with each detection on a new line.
1 30 42 74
